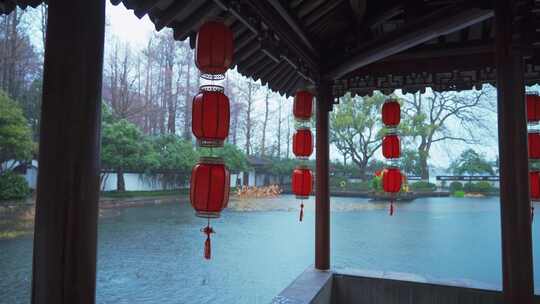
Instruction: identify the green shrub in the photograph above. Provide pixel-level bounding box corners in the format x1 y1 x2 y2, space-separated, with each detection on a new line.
0 172 31 201
453 190 465 197
330 176 348 189
371 175 382 192
348 180 372 191
473 181 493 194
463 181 494 194
449 182 463 192
410 181 437 192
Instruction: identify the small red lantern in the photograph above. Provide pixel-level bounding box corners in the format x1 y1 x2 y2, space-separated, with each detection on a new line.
529 132 540 159
383 168 402 193
292 166 312 221
527 94 540 123
382 100 400 127
530 171 540 201
293 128 313 158
195 21 233 76
293 90 313 121
190 157 230 259
383 167 401 216
382 134 400 159
192 90 230 147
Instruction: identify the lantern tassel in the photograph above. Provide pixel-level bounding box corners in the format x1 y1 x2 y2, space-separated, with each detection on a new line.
389 201 394 216
202 223 214 260
532 205 535 223
299 202 304 222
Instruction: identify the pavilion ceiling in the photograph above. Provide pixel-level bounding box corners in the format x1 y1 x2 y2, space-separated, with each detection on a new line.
1 0 539 98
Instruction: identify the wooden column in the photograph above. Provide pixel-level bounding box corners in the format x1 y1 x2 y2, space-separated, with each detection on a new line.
31 1 105 304
315 82 331 270
495 0 534 303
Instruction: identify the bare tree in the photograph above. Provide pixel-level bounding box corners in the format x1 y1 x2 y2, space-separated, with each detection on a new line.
260 90 271 156
402 87 495 179
236 78 260 155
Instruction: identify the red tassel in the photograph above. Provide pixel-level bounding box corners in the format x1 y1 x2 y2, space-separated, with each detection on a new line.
203 225 214 260
389 201 394 216
299 203 304 222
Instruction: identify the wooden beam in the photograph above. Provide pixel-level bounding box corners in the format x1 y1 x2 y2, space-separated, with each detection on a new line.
172 2 221 41
315 82 331 271
154 0 191 31
326 5 494 80
31 0 105 303
266 0 316 54
242 0 319 76
495 0 534 303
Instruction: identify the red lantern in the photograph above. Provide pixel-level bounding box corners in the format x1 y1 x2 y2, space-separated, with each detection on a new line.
382 100 400 126
292 166 312 222
383 168 402 193
190 157 230 259
293 128 313 158
382 134 400 159
192 90 230 147
195 21 233 76
530 171 540 201
190 157 230 218
529 132 540 159
292 167 312 199
527 94 540 123
293 91 313 121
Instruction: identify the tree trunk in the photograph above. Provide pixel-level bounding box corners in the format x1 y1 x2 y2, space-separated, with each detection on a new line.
419 152 429 180
182 56 192 140
260 91 270 156
276 98 282 158
117 168 125 192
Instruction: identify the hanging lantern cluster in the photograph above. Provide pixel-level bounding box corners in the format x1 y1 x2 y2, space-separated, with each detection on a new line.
292 90 314 222
381 99 402 216
527 92 540 221
190 20 233 260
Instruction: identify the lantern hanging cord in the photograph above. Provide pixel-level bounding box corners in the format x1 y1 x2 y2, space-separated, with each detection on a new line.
299 200 304 222
202 219 215 260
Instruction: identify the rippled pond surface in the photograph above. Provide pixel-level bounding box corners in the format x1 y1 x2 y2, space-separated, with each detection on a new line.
2 195 540 303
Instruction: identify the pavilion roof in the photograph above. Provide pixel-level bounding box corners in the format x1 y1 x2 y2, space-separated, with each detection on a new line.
2 0 539 98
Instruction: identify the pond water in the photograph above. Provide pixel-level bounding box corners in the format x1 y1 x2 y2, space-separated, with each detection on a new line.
1 195 540 303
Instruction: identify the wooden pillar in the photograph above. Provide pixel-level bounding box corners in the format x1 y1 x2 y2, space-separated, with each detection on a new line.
31 1 105 304
315 82 331 270
495 1 534 303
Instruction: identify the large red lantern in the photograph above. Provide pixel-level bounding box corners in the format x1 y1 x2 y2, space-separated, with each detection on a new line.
195 21 234 77
292 166 312 221
293 128 313 159
192 90 230 147
531 171 540 201
293 90 313 121
382 134 400 159
382 100 400 127
529 132 540 159
190 157 230 259
527 94 540 123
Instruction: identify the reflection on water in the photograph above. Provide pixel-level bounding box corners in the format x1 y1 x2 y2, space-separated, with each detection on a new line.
1 195 540 303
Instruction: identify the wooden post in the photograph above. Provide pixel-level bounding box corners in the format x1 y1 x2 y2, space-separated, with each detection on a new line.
315 82 331 270
31 1 105 304
495 1 534 303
